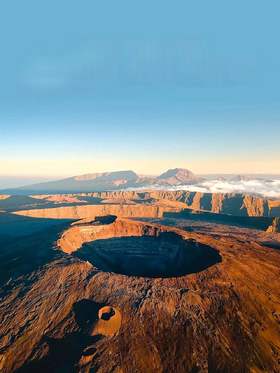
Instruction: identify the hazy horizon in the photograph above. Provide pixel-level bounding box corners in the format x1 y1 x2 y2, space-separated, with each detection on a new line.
1 167 280 190
1 170 280 198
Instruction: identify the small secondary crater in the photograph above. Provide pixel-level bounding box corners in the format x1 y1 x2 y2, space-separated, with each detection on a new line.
92 306 122 337
99 307 115 320
74 232 221 278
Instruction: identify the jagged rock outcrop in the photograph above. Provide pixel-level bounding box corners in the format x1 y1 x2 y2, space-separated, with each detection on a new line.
267 217 280 233
91 190 278 217
11 191 280 218
269 200 280 217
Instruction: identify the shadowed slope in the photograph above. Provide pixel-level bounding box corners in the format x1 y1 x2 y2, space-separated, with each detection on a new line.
0 213 72 287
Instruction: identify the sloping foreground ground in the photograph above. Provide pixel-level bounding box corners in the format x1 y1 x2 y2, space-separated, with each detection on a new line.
0 215 280 372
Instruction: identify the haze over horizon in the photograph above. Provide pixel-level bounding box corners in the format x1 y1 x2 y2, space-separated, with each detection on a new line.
1 166 280 190
1 1 280 178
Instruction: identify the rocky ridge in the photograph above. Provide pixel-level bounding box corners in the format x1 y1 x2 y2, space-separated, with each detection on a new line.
11 190 280 218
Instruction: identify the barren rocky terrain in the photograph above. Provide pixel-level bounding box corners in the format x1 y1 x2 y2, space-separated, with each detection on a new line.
4 190 279 217
0 191 280 372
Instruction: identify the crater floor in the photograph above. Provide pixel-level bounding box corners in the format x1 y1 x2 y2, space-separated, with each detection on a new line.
58 217 222 277
73 229 221 277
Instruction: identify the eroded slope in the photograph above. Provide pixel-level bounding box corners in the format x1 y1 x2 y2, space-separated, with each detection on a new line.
9 191 280 219
0 217 280 372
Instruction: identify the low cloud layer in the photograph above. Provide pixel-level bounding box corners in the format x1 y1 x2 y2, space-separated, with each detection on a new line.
139 177 280 199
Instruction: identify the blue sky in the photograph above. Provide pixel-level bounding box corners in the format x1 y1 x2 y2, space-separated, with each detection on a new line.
0 0 280 178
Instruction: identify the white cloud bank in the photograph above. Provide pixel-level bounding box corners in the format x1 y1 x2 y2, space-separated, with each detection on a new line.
137 178 280 199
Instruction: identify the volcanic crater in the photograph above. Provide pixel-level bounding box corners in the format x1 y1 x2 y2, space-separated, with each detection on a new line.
57 217 222 277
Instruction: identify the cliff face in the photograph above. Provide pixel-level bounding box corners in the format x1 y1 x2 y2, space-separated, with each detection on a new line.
268 200 280 217
13 204 178 220
267 217 280 233
148 191 271 216
58 218 163 254
0 190 280 219
13 191 279 218
77 190 276 217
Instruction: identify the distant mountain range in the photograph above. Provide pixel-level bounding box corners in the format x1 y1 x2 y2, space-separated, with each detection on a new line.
2 168 201 194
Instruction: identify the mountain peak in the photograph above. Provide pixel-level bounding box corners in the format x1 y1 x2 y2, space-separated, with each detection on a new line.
157 168 198 185
2 168 199 193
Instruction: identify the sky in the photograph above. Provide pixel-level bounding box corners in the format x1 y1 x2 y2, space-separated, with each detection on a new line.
0 0 280 180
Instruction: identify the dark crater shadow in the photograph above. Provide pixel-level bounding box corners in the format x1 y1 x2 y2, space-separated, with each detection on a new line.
0 213 73 289
74 232 222 278
261 241 280 251
73 298 100 331
76 215 117 228
91 215 117 225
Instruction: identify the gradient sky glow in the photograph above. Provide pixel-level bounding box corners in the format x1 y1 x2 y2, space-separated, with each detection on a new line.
1 0 280 178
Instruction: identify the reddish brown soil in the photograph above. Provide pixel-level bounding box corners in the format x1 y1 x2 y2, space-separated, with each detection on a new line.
0 216 280 372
